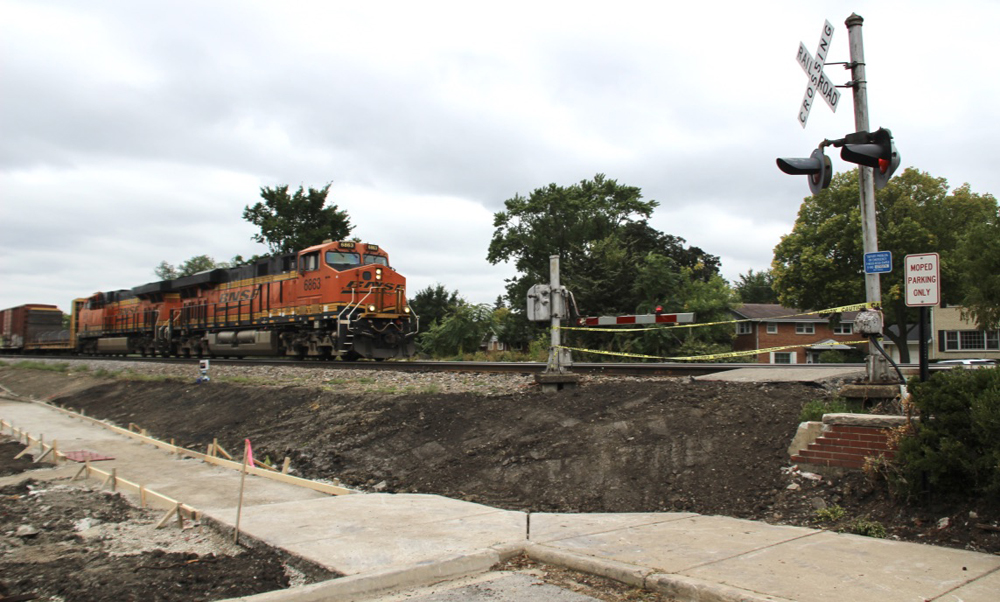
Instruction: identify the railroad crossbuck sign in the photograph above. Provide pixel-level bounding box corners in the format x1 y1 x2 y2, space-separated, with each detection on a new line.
904 253 940 307
797 20 841 128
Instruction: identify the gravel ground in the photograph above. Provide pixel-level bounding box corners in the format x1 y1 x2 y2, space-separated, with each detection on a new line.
3 357 678 396
6 357 540 395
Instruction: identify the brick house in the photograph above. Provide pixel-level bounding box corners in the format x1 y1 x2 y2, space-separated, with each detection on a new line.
731 303 864 364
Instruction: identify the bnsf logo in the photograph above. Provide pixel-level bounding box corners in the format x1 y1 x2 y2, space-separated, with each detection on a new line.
341 281 404 293
220 289 259 303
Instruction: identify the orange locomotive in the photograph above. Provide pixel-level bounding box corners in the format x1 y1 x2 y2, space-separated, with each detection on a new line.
74 241 417 360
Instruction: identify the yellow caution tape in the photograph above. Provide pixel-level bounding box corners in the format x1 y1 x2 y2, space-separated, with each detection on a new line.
556 302 879 333
557 340 870 362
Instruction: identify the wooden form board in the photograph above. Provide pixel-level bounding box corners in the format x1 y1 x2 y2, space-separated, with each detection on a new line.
13 402 355 496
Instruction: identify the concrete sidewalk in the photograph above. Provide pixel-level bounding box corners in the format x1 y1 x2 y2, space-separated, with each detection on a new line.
2 396 998 602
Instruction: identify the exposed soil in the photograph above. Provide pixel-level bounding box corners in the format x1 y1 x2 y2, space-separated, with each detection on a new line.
2 366 999 577
0 469 301 602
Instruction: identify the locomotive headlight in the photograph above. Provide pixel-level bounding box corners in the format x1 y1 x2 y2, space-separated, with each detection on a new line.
404 307 410 314
375 268 383 280
368 304 376 312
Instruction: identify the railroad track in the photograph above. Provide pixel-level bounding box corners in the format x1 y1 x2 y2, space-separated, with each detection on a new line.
2 354 932 378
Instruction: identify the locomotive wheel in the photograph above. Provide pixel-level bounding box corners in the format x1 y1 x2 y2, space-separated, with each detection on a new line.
342 350 361 362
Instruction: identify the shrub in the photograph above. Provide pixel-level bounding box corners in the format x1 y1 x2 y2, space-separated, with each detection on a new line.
890 367 1000 500
818 349 865 363
814 505 846 523
848 518 887 538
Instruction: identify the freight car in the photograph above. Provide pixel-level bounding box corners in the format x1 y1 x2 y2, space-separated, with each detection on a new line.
0 304 69 353
4 240 417 360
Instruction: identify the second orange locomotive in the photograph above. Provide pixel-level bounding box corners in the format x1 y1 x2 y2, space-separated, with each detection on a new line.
75 241 416 360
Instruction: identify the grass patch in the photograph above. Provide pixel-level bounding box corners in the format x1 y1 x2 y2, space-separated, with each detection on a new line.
798 397 865 422
216 375 273 386
10 360 71 372
420 383 442 395
814 505 846 523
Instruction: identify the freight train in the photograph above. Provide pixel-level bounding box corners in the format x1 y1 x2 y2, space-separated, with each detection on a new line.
1 240 417 360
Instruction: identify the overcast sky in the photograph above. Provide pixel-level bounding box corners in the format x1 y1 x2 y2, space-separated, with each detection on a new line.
2 1 997 313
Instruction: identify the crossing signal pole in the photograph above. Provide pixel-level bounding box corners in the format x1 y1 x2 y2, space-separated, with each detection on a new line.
845 14 891 382
777 14 897 382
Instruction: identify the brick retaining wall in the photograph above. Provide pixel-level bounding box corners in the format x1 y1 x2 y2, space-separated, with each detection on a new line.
790 413 910 470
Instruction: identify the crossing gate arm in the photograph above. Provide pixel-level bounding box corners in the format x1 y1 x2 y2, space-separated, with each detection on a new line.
577 312 696 326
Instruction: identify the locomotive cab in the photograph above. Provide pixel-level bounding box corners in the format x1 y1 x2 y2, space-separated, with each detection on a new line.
291 240 415 359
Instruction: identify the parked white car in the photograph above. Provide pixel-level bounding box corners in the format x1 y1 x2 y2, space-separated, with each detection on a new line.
936 358 998 368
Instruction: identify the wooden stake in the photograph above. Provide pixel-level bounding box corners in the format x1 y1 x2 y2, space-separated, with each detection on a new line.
35 443 54 463
73 461 89 481
235 440 250 544
155 503 180 529
282 457 291 474
140 485 147 508
213 438 233 460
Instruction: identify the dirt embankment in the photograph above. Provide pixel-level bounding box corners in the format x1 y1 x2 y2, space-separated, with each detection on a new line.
2 367 998 554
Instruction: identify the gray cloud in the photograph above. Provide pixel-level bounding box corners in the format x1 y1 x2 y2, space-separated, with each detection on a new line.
2 1 998 312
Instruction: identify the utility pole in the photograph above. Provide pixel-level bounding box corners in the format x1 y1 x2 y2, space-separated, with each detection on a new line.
846 14 891 383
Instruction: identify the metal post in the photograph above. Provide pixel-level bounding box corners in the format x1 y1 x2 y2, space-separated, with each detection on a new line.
919 306 929 382
536 255 578 392
548 255 562 373
846 14 889 383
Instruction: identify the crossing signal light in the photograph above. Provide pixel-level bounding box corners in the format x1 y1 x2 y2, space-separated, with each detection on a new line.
776 147 832 195
840 128 900 189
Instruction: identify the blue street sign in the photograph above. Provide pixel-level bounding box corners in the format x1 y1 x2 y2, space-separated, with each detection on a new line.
864 251 893 274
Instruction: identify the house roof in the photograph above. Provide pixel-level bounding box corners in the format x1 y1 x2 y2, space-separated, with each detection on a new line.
808 339 860 350
730 303 858 323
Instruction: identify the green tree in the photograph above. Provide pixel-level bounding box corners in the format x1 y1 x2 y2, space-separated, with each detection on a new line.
488 174 731 362
243 183 353 253
408 285 462 330
955 211 1000 330
772 168 997 362
418 303 496 357
154 255 229 280
488 174 720 316
733 269 778 303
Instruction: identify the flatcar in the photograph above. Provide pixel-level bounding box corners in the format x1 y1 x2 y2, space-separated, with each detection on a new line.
3 241 417 360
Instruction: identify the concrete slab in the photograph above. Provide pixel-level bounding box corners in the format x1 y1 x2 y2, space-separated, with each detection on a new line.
1 398 329 514
697 366 865 383
231 494 525 575
529 512 697 543
536 514 818 574
360 571 603 601
941 566 1000 602
682 530 1000 602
